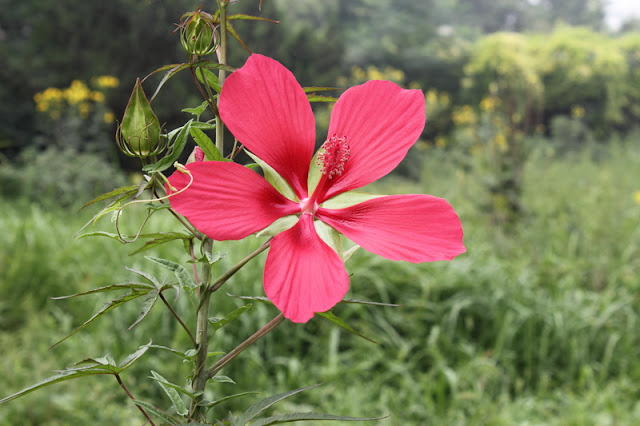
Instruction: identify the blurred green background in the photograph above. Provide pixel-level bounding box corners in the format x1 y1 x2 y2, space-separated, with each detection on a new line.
1 0 640 424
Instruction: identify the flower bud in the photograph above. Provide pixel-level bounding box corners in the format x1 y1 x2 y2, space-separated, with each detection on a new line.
117 78 164 158
180 10 217 56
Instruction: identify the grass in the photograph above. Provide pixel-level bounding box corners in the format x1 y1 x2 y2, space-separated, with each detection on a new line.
1 139 639 425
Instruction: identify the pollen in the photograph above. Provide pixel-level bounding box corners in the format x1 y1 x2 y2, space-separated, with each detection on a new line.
317 134 350 179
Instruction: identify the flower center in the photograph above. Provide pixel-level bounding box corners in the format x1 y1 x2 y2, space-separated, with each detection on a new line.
299 197 318 215
317 134 350 179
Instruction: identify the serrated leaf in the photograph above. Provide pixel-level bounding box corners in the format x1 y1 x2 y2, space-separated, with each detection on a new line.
206 251 226 265
128 289 159 330
210 375 235 384
0 369 114 405
125 266 162 288
74 195 129 239
149 344 192 359
227 294 272 305
128 232 193 256
51 289 150 349
51 282 153 300
191 127 224 161
133 400 182 425
190 120 217 130
143 120 193 173
119 341 152 371
246 151 296 200
80 185 139 210
145 256 196 289
316 311 379 344
233 384 322 426
250 412 387 426
182 100 210 118
198 391 258 409
150 371 188 416
208 304 252 331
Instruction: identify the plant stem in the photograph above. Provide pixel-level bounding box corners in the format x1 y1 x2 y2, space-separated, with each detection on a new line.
215 0 228 156
209 238 271 293
115 373 155 426
159 291 197 346
190 237 214 420
206 313 285 379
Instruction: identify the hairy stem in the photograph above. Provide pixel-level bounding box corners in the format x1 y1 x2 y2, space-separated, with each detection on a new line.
206 313 285 379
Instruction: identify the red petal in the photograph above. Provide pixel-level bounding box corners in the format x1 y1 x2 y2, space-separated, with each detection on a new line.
219 54 315 199
319 81 425 201
264 214 349 323
317 194 465 262
166 161 299 240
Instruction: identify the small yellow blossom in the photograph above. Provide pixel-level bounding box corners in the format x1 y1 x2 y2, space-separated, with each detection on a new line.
91 91 106 103
634 190 640 205
64 80 91 105
571 105 585 119
93 75 120 89
103 111 116 123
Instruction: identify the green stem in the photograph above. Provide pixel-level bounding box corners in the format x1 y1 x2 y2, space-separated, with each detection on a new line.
190 237 214 420
115 373 155 426
206 313 285 379
159 291 196 346
215 0 228 156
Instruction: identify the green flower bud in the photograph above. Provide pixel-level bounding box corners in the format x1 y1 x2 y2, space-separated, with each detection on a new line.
180 10 217 56
117 78 164 158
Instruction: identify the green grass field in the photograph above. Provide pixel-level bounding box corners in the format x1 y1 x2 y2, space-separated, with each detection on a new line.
1 140 639 425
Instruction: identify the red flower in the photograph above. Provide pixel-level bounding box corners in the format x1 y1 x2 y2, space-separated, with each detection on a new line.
167 54 465 323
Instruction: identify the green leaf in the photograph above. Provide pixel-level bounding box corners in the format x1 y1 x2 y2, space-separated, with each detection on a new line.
143 120 193 173
74 194 130 239
0 369 114 405
190 127 225 161
250 412 387 426
195 67 221 93
51 289 150 348
128 232 193 256
77 231 122 241
226 13 279 24
133 400 182 425
245 151 296 200
127 289 159 330
80 185 139 210
316 311 379 344
150 371 188 416
227 294 272 305
233 384 322 426
209 304 253 331
51 282 153 300
190 120 217 130
149 345 193 360
125 266 162 288
145 256 196 289
118 341 152 371
210 375 235 384
306 94 339 103
150 370 201 400
198 391 258 409
182 100 210 118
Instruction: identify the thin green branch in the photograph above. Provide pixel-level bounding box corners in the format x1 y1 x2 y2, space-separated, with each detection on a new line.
159 291 196 346
206 313 285 379
115 373 155 426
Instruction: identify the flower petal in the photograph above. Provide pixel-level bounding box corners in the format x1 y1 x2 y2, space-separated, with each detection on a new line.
219 54 315 199
167 161 299 240
320 81 425 201
316 194 465 263
264 214 350 323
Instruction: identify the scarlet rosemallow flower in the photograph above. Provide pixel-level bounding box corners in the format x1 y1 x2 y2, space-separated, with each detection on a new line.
167 54 465 323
